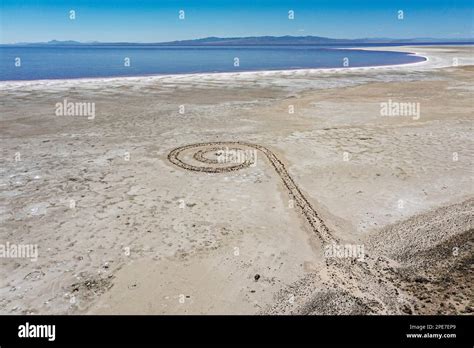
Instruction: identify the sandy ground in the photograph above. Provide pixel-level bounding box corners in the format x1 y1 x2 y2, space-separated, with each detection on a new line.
0 46 473 314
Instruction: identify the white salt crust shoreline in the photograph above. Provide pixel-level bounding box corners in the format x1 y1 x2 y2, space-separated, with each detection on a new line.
0 47 433 88
1 45 472 92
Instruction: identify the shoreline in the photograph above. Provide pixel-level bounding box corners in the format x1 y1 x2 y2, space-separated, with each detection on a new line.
0 45 437 88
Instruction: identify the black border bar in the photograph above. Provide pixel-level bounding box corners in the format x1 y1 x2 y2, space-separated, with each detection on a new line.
0 315 472 346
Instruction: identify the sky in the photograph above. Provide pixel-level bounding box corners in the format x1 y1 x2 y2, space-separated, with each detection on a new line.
0 0 473 43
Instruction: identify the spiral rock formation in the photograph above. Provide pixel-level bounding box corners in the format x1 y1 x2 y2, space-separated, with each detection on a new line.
168 142 334 243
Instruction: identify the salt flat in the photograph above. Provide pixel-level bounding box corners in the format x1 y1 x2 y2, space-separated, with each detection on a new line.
0 46 472 314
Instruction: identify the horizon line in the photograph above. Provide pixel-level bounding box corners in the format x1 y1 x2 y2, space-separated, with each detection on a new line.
2 35 474 46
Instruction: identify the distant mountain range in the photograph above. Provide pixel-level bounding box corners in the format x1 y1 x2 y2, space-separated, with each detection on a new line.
5 36 474 46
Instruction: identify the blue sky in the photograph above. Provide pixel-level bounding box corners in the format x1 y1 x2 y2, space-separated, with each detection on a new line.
0 0 473 43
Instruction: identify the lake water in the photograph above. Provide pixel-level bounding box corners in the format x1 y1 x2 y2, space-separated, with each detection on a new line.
0 45 426 81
